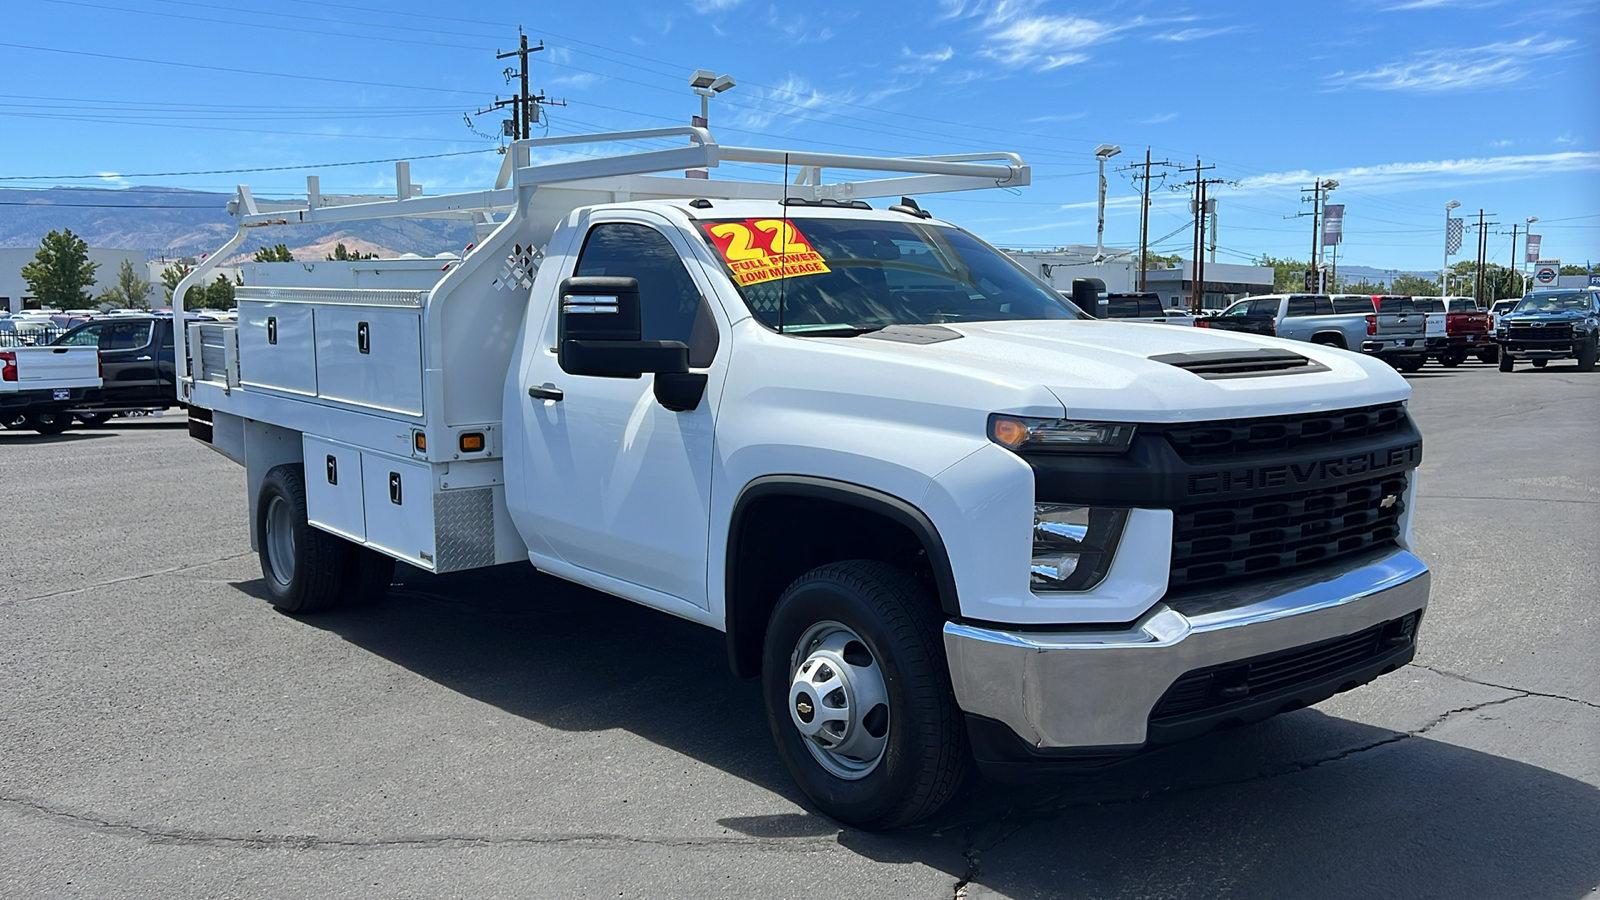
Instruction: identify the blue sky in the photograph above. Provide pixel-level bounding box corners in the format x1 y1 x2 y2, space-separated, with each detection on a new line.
2 0 1596 271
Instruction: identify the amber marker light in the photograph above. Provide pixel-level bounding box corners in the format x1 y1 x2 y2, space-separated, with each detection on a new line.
990 416 1030 449
459 432 485 453
413 432 427 453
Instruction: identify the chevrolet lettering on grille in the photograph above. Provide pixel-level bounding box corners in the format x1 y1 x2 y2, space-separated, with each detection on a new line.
1186 443 1422 497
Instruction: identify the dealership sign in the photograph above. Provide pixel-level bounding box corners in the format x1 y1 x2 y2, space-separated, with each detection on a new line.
1533 259 1560 287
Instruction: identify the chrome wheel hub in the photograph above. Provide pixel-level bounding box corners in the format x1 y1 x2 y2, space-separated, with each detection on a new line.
788 621 890 780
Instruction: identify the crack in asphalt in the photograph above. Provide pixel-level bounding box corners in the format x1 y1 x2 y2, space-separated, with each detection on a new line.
0 552 254 608
0 794 839 853
1409 663 1600 711
944 686 1544 896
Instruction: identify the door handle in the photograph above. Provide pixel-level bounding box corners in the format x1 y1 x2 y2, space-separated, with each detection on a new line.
135 355 152 361
528 384 564 402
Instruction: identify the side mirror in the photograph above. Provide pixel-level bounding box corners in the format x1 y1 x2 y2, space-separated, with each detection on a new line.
1070 277 1105 316
557 276 688 378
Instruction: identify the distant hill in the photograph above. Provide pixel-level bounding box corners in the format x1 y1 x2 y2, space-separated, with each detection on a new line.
0 186 473 262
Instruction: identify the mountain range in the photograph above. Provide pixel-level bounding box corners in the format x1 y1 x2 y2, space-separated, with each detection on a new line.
0 186 473 263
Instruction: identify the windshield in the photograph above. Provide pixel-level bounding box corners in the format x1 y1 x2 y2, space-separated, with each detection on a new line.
1513 292 1591 313
697 216 1084 332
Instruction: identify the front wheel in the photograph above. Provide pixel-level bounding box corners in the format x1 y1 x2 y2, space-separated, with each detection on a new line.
762 561 968 830
1478 346 1499 364
1499 351 1515 372
1577 338 1597 372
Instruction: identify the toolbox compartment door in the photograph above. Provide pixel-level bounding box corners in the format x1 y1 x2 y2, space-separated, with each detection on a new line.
314 306 423 416
304 435 366 542
361 453 435 569
238 302 318 396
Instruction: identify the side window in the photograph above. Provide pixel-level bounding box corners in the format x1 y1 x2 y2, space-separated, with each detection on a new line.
1136 296 1164 318
1286 297 1317 317
101 321 153 351
1248 298 1280 317
1332 296 1372 314
1105 296 1140 318
574 223 719 367
58 324 105 347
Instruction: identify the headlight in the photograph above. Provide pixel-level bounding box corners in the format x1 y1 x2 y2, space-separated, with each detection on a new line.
1031 504 1129 591
990 415 1136 454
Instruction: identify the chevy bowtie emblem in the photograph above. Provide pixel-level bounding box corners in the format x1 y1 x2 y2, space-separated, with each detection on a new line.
796 699 813 716
1531 321 1545 327
1380 495 1398 508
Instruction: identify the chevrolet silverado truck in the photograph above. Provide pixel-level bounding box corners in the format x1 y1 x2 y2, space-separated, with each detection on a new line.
1199 294 1428 370
0 342 101 434
1421 297 1494 366
175 129 1430 829
51 314 194 423
1496 288 1600 372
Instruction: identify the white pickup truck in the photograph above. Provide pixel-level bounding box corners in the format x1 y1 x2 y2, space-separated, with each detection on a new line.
0 341 101 433
178 129 1429 829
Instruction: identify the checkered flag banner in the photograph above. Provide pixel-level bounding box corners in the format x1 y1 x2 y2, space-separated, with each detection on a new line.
1446 217 1464 255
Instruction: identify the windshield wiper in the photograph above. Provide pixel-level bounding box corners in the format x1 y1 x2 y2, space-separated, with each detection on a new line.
786 325 886 337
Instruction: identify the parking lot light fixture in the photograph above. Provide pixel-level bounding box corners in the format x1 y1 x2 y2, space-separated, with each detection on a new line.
1093 144 1122 262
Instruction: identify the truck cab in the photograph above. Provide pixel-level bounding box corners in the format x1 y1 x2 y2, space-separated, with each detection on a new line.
176 129 1430 829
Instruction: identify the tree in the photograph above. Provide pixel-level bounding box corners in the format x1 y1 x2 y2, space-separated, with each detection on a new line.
1143 253 1184 270
96 258 152 309
1338 279 1388 295
326 242 377 261
184 275 236 310
1391 274 1440 296
254 243 295 262
20 228 99 309
160 260 196 302
1559 264 1596 276
1257 254 1311 292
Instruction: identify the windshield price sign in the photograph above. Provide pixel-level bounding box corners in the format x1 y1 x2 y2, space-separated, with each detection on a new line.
702 219 832 287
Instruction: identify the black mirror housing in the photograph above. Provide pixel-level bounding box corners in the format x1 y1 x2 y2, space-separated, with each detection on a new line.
557 275 691 378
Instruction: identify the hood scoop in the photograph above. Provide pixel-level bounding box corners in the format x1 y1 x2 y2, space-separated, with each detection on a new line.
1149 348 1329 380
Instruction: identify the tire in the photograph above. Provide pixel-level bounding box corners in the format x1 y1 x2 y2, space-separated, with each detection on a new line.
76 412 113 427
256 464 347 614
1499 351 1514 372
1531 358 1548 369
1477 347 1499 364
1397 355 1425 373
343 542 396 606
762 561 968 830
1577 338 1598 373
1439 353 1464 368
25 411 71 435
1311 335 1345 350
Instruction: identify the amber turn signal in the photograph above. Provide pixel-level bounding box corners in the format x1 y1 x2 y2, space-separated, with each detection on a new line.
459 432 485 453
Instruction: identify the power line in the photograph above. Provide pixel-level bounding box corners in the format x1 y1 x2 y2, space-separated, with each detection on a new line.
0 42 485 97
0 148 497 181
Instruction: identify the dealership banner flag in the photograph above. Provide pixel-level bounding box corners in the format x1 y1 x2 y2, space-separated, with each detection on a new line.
1525 234 1541 262
1446 217 1464 255
1322 204 1345 246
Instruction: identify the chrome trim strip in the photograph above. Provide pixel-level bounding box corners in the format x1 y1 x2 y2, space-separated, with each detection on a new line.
236 287 427 308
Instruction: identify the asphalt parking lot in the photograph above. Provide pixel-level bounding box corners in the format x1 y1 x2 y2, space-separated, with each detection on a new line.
2 361 1597 900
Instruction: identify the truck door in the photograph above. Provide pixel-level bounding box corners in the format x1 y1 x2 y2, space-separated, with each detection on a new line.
57 319 162 403
517 215 727 609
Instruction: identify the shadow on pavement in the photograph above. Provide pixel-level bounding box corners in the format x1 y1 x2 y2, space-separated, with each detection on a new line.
0 430 114 444
260 562 1600 899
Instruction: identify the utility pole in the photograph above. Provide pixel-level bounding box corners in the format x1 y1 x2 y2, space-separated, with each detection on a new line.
1177 159 1224 312
1471 210 1499 306
1117 148 1175 290
472 29 564 146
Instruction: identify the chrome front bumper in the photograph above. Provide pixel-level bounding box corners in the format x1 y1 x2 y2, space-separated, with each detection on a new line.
944 549 1430 751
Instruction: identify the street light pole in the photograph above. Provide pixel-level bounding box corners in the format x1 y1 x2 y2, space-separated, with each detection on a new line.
1444 199 1461 296
1093 144 1121 263
687 69 735 178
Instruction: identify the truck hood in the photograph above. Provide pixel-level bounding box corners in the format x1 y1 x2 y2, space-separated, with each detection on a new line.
842 319 1411 422
1502 311 1591 322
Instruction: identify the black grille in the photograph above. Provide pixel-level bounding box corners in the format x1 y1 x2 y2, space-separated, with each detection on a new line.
1151 403 1407 459
1151 612 1420 720
1507 323 1573 342
1148 349 1327 380
1169 472 1407 590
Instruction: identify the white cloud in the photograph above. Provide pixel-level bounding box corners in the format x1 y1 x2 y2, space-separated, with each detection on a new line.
897 44 955 74
1141 112 1178 124
1154 26 1241 42
1329 36 1576 92
1235 152 1600 195
723 75 906 132
978 2 1124 70
694 0 741 11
